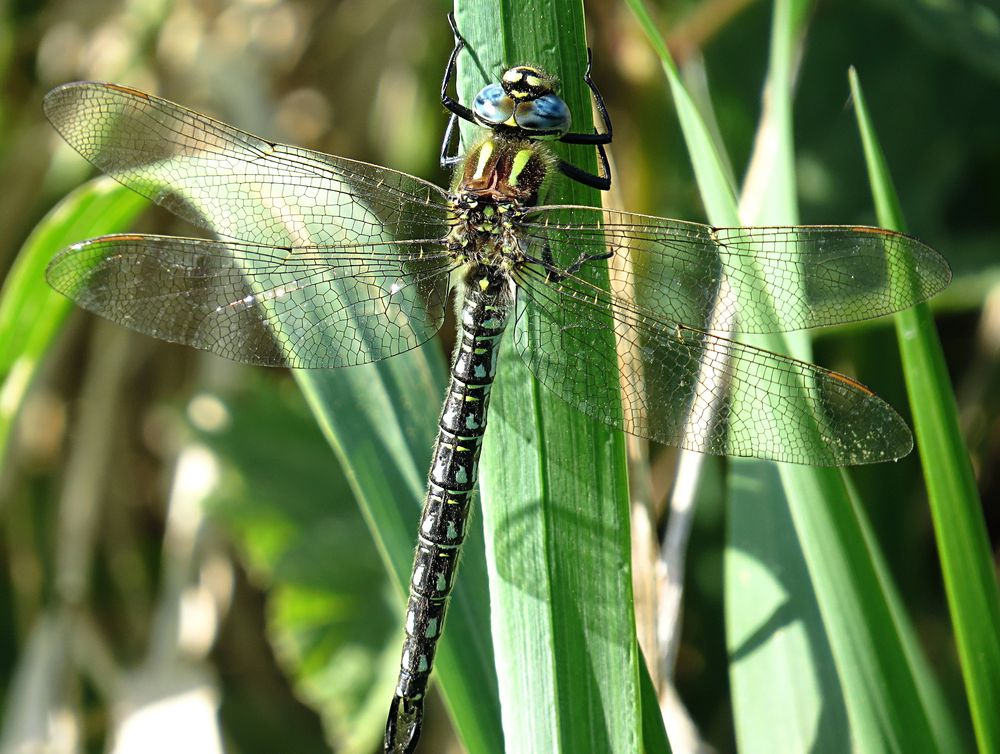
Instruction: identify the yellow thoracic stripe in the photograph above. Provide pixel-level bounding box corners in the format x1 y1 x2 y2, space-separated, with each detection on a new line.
508 148 533 186
473 140 494 180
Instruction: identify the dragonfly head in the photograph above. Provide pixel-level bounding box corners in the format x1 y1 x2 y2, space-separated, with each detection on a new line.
472 66 572 138
501 65 557 99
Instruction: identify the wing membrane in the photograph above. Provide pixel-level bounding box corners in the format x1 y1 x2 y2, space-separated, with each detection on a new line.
48 234 456 368
512 264 912 466
43 82 453 248
522 207 951 334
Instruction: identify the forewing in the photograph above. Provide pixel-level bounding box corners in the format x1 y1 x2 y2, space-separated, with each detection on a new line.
43 82 452 247
512 265 912 465
521 207 950 334
47 234 455 368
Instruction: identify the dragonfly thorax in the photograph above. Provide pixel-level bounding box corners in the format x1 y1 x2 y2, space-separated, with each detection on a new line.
451 134 556 205
447 195 525 272
448 135 555 271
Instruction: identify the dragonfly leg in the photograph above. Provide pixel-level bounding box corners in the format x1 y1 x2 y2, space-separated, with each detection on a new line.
568 247 614 275
384 694 423 754
558 49 613 146
441 12 475 126
439 11 478 169
556 145 611 191
555 48 614 191
587 48 613 141
440 112 464 170
540 242 614 281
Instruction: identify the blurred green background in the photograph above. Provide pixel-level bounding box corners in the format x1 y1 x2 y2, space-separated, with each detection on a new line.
0 0 997 752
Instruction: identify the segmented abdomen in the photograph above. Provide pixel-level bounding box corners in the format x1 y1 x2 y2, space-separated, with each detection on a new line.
393 266 511 702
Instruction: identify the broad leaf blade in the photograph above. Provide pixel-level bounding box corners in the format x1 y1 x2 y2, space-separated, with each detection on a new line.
0 178 146 464
461 2 642 752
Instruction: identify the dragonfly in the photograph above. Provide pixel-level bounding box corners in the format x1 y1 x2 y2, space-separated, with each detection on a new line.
43 16 950 754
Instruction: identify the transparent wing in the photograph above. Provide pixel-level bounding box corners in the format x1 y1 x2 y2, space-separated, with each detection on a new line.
43 82 453 247
521 207 951 334
48 234 456 368
512 264 912 466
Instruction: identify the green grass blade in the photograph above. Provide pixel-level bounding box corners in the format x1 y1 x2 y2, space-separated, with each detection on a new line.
851 67 1000 754
639 650 673 754
0 178 146 464
628 1 955 751
625 0 739 225
459 1 641 752
725 3 850 749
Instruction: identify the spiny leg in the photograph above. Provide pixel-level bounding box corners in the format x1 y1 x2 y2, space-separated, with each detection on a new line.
556 145 611 191
439 11 476 170
540 241 615 282
555 48 614 190
561 47 614 143
439 112 463 170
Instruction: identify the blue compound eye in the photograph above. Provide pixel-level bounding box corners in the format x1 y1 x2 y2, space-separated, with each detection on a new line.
473 84 514 126
515 93 571 134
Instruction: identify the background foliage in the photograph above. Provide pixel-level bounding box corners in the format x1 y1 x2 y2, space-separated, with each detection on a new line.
0 0 997 752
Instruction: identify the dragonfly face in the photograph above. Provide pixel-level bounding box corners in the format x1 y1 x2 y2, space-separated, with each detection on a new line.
471 66 573 137
42 16 950 754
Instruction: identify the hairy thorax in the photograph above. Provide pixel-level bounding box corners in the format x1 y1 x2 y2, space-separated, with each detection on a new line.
446 133 556 273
